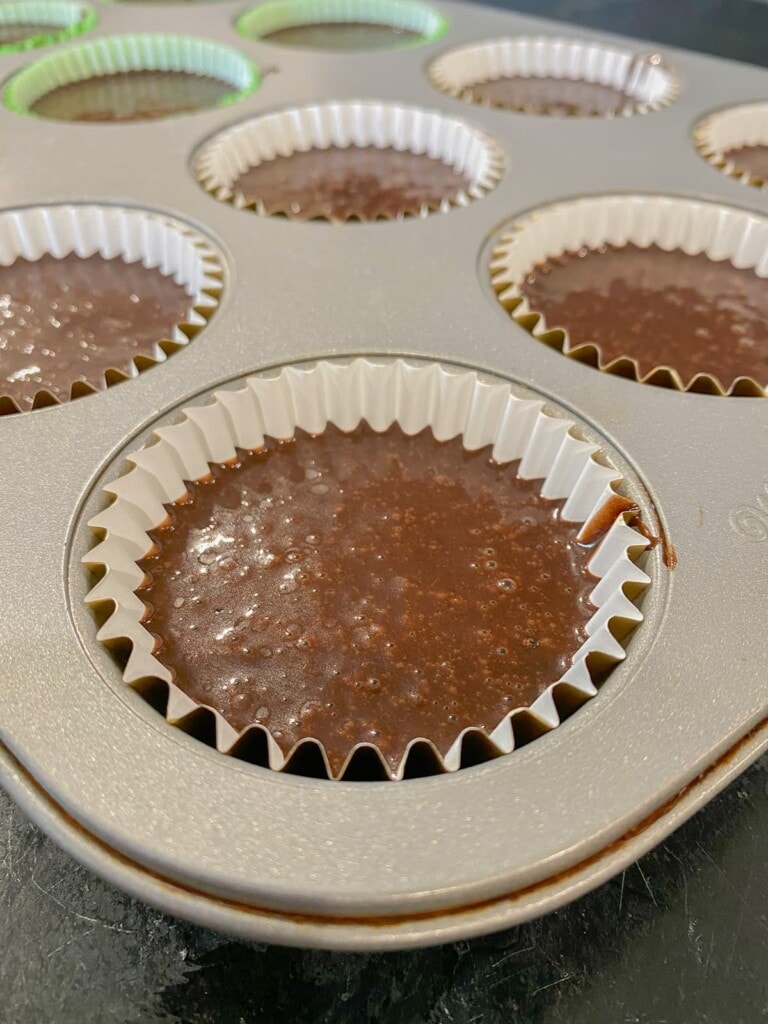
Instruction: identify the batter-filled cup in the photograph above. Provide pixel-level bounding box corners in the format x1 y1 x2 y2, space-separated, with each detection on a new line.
3 34 259 122
429 36 678 116
490 194 768 396
236 0 447 52
193 101 504 222
84 359 650 781
0 204 222 415
0 1 94 53
695 102 768 193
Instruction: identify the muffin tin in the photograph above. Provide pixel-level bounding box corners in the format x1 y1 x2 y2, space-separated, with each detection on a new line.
0 0 767 950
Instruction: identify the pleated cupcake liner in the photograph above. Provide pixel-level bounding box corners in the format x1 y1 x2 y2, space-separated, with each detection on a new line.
193 100 505 222
236 0 448 50
429 36 679 116
490 194 768 397
0 203 223 416
695 102 768 193
0 1 95 54
4 33 260 120
83 358 651 781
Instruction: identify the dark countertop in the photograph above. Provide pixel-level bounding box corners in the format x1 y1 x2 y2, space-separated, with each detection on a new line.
3 2 768 1022
479 0 768 68
3 755 768 1023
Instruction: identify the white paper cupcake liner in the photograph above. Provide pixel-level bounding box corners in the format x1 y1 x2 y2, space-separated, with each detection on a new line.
236 0 447 49
490 194 768 397
83 358 650 781
193 101 505 221
429 37 678 116
0 204 223 415
4 33 260 120
695 102 768 192
0 1 95 54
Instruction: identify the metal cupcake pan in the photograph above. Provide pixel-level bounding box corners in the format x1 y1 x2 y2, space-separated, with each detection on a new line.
0 0 767 950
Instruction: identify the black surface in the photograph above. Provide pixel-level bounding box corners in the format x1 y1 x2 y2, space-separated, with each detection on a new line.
3 757 768 1023
480 0 768 67
4 2 768 1022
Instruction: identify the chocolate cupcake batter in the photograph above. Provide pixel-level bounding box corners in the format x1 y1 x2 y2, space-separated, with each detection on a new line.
0 254 192 411
722 144 768 183
231 146 471 220
0 23 58 45
465 76 633 116
139 425 597 776
519 243 768 387
262 22 423 51
31 71 235 123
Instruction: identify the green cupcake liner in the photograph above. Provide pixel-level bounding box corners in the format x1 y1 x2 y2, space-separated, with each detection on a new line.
4 32 260 118
0 2 95 55
236 0 448 51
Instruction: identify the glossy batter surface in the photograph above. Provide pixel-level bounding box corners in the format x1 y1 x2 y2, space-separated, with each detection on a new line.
0 254 192 410
519 243 768 386
140 425 597 775
231 146 470 220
